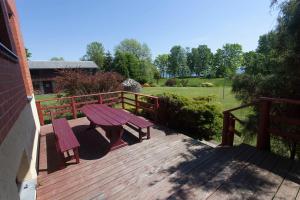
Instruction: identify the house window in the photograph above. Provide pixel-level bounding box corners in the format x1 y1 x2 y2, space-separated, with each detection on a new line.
0 1 18 62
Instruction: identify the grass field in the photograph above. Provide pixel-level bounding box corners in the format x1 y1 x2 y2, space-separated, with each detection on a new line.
142 86 238 110
156 77 232 87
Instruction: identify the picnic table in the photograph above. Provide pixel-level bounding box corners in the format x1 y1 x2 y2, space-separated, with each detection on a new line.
81 104 132 150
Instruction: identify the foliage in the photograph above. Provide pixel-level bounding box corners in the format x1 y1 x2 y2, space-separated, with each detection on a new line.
54 69 124 96
25 48 31 60
157 93 222 139
179 79 189 87
168 45 189 77
115 39 151 61
154 54 169 78
200 82 214 87
165 78 178 87
187 45 213 77
231 0 300 158
213 43 243 78
103 51 113 71
193 95 217 102
50 57 64 61
81 42 105 70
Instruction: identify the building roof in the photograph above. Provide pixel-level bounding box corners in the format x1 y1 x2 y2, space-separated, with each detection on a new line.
28 61 98 69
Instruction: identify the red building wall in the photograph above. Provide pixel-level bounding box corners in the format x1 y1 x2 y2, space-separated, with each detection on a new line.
0 0 32 144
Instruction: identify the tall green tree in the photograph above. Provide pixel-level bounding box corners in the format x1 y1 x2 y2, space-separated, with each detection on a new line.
154 54 169 78
115 39 151 61
112 51 129 78
233 0 300 102
168 45 189 77
103 51 113 71
188 45 213 77
82 42 105 70
213 43 243 77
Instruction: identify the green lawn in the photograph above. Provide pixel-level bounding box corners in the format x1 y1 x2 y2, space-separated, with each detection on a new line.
156 77 232 87
142 86 238 110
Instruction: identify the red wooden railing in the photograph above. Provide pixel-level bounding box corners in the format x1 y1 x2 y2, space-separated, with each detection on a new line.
221 97 300 159
36 91 159 126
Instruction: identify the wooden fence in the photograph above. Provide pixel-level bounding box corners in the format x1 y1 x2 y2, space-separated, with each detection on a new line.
36 91 159 126
221 97 300 159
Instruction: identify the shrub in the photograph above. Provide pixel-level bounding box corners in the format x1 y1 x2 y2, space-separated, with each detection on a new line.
165 78 178 87
201 82 214 87
143 83 151 87
180 79 189 87
55 69 124 96
193 95 217 102
157 93 222 139
149 82 157 87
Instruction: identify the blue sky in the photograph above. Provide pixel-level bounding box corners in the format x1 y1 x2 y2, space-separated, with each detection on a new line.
16 0 279 61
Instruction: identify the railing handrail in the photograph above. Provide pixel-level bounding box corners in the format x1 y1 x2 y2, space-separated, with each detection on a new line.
223 101 257 113
260 97 300 105
35 91 159 125
36 91 123 102
122 91 159 99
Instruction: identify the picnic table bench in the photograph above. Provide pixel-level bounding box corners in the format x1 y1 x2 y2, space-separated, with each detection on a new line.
52 118 80 167
126 114 153 142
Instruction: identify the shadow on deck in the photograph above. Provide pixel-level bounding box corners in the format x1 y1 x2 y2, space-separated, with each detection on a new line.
37 117 300 200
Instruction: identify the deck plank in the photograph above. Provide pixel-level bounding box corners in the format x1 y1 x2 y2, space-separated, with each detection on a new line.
165 144 258 200
37 117 300 200
38 138 191 199
274 161 300 200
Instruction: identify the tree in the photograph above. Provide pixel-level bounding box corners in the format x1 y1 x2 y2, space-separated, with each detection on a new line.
168 45 189 77
112 51 129 78
115 39 151 61
213 43 243 77
187 45 213 77
82 42 105 70
242 51 268 75
25 48 31 60
154 54 169 78
103 51 113 71
50 57 64 61
233 0 300 102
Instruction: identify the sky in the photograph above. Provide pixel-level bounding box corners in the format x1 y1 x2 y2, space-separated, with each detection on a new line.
16 0 279 61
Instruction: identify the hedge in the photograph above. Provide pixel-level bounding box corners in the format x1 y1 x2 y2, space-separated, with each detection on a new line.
156 93 222 139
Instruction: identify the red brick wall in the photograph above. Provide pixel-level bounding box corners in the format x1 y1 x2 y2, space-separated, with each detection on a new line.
0 0 29 144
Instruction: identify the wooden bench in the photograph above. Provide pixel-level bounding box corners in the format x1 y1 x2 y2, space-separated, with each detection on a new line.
126 115 153 142
52 118 80 167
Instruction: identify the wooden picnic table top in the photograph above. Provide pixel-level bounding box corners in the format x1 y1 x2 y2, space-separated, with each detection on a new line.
81 104 132 127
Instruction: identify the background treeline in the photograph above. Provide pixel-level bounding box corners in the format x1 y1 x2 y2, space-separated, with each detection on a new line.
81 39 247 84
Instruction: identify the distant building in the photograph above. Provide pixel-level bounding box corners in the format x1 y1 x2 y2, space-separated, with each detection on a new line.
29 61 98 94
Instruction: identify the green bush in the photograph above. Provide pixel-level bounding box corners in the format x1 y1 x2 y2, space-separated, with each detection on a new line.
157 93 222 139
179 79 189 87
165 78 178 87
200 82 214 87
193 95 217 102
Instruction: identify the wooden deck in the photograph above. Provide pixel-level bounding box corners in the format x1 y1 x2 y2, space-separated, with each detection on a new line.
37 117 300 200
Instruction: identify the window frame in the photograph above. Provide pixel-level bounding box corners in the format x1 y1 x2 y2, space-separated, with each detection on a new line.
0 0 18 63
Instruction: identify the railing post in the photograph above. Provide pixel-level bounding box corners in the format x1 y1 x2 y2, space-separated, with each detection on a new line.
135 94 138 114
121 92 125 109
98 94 103 104
221 112 230 146
154 98 159 122
36 101 45 125
257 99 271 151
71 97 77 119
228 116 235 146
